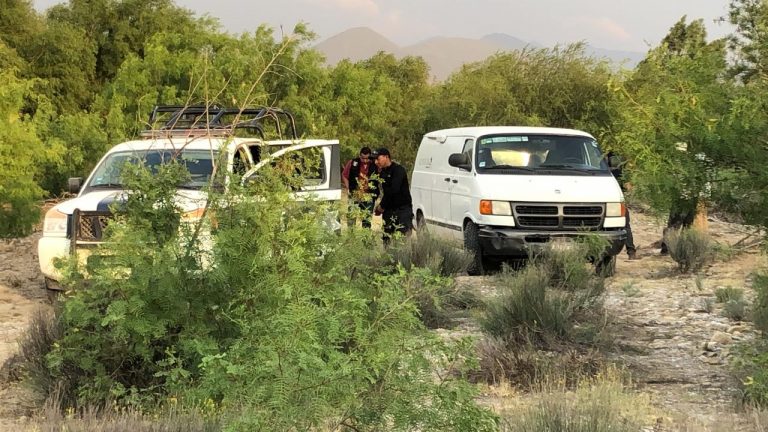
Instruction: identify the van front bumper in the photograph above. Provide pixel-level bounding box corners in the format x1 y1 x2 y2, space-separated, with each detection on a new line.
478 226 627 257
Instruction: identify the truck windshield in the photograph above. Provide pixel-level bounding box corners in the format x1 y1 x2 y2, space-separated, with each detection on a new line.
88 149 218 190
476 134 609 174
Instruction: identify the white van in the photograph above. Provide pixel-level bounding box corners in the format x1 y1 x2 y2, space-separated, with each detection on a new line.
410 126 627 275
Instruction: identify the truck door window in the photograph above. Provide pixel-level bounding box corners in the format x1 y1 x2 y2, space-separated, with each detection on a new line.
247 147 326 190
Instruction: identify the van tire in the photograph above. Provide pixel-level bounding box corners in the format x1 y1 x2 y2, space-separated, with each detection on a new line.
464 222 484 276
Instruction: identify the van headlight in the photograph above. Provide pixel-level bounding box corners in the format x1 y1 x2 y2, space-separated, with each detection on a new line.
606 203 626 217
480 200 512 216
43 208 69 237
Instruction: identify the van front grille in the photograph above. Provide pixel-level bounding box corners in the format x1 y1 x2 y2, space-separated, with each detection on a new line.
515 205 558 215
513 203 606 230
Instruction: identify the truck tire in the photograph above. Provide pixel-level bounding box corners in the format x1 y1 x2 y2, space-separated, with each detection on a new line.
464 222 484 276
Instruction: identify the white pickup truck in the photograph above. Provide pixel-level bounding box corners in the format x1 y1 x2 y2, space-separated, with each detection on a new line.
39 106 341 296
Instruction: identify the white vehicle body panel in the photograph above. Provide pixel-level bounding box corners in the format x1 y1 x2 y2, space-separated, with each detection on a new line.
411 126 627 251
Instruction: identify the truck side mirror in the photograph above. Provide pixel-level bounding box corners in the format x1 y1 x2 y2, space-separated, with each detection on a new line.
67 177 83 194
448 153 471 171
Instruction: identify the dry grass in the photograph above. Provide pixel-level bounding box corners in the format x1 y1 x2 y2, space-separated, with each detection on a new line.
30 399 220 432
494 367 656 432
666 228 716 273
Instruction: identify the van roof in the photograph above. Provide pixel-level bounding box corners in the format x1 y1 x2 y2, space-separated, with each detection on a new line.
424 126 595 139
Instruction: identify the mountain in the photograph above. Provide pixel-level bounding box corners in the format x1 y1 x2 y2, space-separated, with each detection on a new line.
313 27 400 65
481 33 541 50
401 37 504 80
313 27 644 80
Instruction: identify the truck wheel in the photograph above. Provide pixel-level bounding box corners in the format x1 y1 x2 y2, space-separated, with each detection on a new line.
595 255 616 277
44 278 61 304
464 222 484 276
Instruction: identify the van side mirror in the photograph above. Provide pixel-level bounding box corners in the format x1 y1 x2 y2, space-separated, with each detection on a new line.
448 153 471 171
67 177 83 194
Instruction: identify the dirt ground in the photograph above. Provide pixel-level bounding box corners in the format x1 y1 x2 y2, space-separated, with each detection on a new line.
0 209 766 430
0 233 49 430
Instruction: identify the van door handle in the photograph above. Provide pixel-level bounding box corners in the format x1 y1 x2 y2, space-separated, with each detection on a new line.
444 177 451 182
452 179 458 184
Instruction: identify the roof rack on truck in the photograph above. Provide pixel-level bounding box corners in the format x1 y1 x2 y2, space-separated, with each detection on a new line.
140 105 298 140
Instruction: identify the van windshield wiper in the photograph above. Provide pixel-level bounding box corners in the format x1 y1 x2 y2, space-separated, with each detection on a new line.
482 165 534 172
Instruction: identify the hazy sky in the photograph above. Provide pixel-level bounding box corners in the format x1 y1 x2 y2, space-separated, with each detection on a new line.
33 0 735 52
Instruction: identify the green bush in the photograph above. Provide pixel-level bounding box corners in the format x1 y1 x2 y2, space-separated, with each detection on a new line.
389 231 473 277
480 246 605 345
471 337 601 389
724 299 750 322
38 163 497 430
753 272 768 334
716 286 744 303
665 228 715 273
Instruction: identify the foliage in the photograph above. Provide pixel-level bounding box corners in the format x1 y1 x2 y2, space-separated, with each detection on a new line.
716 286 745 303
664 227 715 273
34 400 221 432
729 0 768 82
0 70 60 237
427 44 616 135
42 163 497 430
734 339 768 407
389 231 473 277
481 244 605 345
752 272 768 334
471 336 602 389
611 17 727 218
500 369 652 432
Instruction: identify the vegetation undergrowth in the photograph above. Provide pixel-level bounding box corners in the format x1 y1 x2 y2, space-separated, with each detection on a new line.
665 227 716 273
19 161 497 430
499 367 653 432
475 240 609 388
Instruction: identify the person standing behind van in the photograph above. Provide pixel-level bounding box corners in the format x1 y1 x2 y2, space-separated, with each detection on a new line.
608 151 638 260
373 148 413 243
342 146 377 228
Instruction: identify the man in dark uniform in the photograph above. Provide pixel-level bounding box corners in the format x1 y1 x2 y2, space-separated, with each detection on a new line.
342 146 377 228
608 152 638 260
372 148 413 244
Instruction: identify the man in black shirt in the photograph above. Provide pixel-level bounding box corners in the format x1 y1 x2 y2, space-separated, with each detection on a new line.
608 152 638 260
373 147 413 243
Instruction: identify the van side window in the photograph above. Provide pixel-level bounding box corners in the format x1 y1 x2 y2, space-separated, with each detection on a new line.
462 139 474 166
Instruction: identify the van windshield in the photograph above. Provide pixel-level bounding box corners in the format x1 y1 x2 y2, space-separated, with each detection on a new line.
475 134 610 175
88 149 218 190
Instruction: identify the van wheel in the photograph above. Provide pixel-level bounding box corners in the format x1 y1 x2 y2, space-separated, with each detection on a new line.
464 222 484 276
595 255 616 277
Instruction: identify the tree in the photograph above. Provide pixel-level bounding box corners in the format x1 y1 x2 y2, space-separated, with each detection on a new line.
426 44 616 138
0 71 61 237
46 0 199 85
729 0 768 82
612 17 729 220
